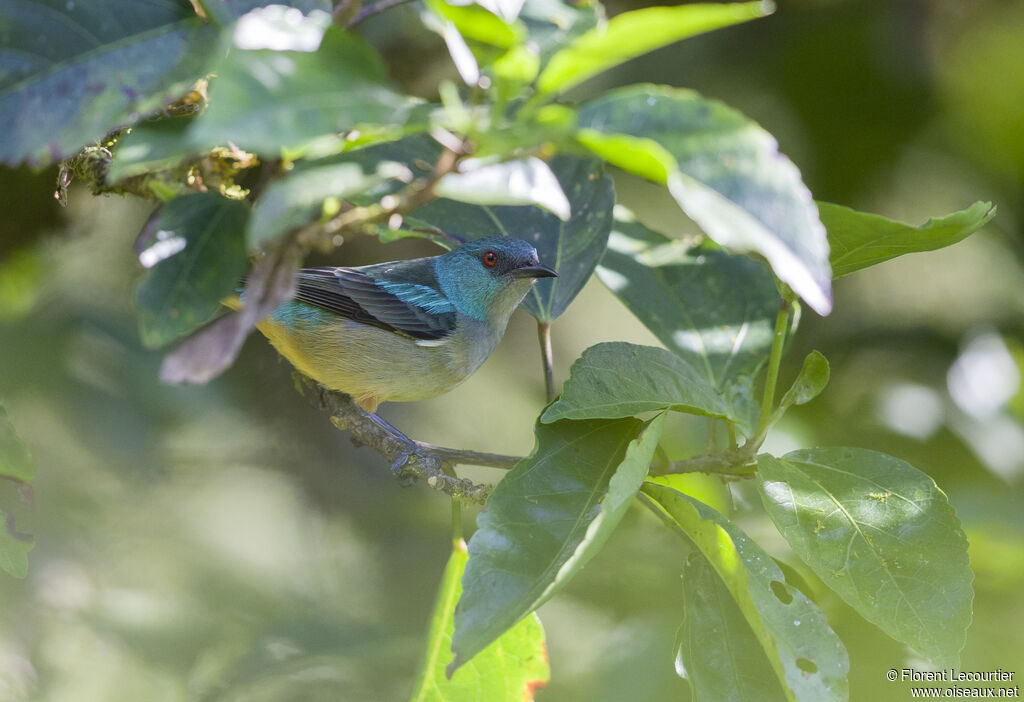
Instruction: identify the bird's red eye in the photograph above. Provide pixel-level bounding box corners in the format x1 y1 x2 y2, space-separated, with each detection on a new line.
483 251 498 267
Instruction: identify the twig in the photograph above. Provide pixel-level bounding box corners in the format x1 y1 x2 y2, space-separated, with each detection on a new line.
652 447 758 480
537 321 556 403
300 375 520 504
345 0 417 26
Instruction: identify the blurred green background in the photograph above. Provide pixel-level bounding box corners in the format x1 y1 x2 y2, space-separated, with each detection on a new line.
2 0 1023 699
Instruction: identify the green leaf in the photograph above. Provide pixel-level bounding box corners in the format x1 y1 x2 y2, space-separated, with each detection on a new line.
410 540 549 702
820 201 996 278
435 157 571 221
0 509 33 579
409 155 615 321
643 482 849 702
0 403 34 484
538 1 773 94
190 9 415 155
107 115 199 182
756 448 974 668
451 414 665 672
678 552 788 702
134 193 251 348
425 0 522 48
0 0 218 166
518 0 601 64
596 211 780 389
779 350 829 409
248 160 409 248
578 85 832 316
541 342 734 423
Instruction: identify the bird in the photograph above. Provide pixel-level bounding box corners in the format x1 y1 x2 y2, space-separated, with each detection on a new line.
236 236 556 413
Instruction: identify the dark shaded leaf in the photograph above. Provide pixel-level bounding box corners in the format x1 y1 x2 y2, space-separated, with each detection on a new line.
134 193 251 348
411 156 615 321
451 414 664 672
541 342 734 423
190 10 415 155
538 1 772 94
596 211 780 389
820 201 996 278
578 85 832 315
410 540 549 701
0 0 217 166
678 552 788 702
757 448 974 668
644 481 849 702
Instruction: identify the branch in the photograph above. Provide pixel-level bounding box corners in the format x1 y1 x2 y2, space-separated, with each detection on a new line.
652 447 758 480
345 0 417 27
299 375 521 504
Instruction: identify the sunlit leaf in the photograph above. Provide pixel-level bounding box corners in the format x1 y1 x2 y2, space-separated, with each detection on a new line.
249 161 409 248
134 193 250 348
643 482 849 702
678 552 788 702
0 403 33 484
538 1 772 94
757 448 974 668
578 85 832 315
410 540 549 702
779 350 829 409
541 342 734 423
596 211 780 389
425 0 522 47
435 157 571 220
518 0 602 64
0 0 217 166
451 414 664 673
190 10 416 154
820 201 996 278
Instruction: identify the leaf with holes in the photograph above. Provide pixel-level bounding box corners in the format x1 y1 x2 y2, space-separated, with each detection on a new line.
134 193 251 348
643 481 849 702
757 448 973 668
678 552 788 702
821 201 996 278
578 84 832 315
538 1 772 94
451 414 664 673
410 540 548 702
541 342 734 424
596 211 780 390
409 156 614 321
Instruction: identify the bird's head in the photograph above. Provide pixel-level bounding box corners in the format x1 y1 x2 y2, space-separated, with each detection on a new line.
435 236 556 322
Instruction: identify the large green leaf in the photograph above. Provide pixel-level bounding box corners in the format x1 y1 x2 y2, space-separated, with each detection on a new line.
578 85 832 315
596 211 780 389
435 157 571 221
541 342 734 423
538 1 772 94
189 9 415 155
134 193 251 348
643 482 849 702
678 552 788 702
451 414 664 672
410 540 549 702
107 114 199 182
0 0 218 166
757 448 974 668
820 201 996 278
0 403 34 484
409 155 615 321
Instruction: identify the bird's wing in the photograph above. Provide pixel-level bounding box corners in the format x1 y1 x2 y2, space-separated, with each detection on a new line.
293 265 456 340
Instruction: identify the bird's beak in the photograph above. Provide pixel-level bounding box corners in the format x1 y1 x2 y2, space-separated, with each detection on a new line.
512 264 558 279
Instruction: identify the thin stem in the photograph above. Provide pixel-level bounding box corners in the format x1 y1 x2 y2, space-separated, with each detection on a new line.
538 321 555 403
757 298 791 440
346 0 416 26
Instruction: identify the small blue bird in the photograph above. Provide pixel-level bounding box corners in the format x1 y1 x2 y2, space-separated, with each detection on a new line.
241 236 556 413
